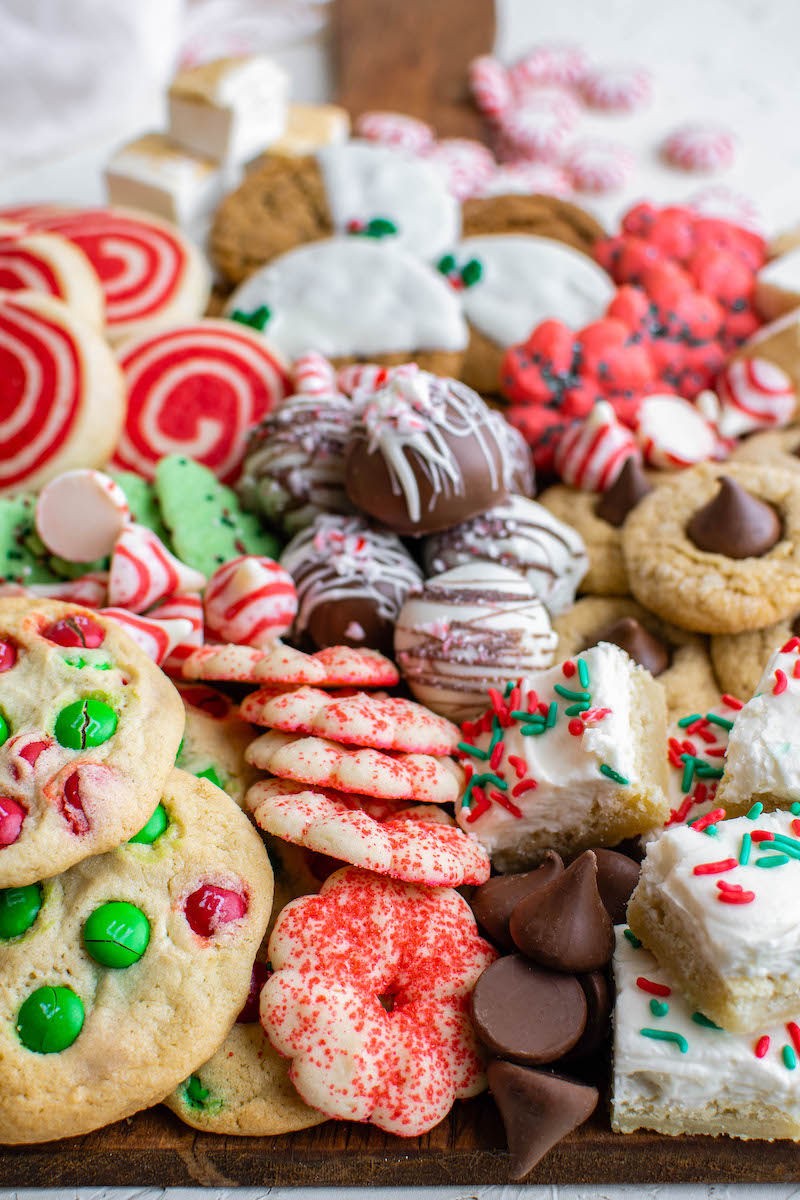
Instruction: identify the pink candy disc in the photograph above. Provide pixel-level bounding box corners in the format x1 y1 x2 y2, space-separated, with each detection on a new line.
554 401 640 490
495 92 577 163
469 56 513 119
35 469 129 562
580 64 651 111
565 141 636 194
509 43 588 93
636 393 718 468
687 186 762 234
714 357 796 438
203 555 298 648
292 351 338 396
423 139 496 200
662 124 735 173
108 523 206 614
355 111 435 154
0 796 25 846
475 161 572 199
185 883 248 937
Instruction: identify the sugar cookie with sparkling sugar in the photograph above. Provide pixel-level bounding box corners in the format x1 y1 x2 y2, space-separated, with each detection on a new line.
612 927 800 1139
0 598 184 888
203 556 297 648
182 642 397 688
628 806 800 1034
260 865 497 1134
247 780 490 888
455 644 669 872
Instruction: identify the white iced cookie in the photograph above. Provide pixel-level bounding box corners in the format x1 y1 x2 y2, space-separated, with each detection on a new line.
628 807 800 1034
454 643 669 871
393 563 558 724
612 927 800 1140
317 141 460 263
423 494 588 616
224 238 468 363
717 638 800 816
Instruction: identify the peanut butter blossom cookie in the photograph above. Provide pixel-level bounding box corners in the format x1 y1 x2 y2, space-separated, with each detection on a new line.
0 769 271 1143
0 598 184 888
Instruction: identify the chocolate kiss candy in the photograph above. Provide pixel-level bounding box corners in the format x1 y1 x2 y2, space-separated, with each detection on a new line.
594 457 653 527
470 850 564 949
588 616 670 677
686 475 781 559
561 971 612 1063
509 850 615 972
470 954 587 1064
488 1060 599 1180
593 847 641 925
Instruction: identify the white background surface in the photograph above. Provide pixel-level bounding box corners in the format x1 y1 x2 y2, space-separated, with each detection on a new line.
1 0 800 1194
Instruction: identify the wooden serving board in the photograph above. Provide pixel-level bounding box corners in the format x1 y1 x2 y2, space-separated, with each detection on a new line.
2 1100 800 1187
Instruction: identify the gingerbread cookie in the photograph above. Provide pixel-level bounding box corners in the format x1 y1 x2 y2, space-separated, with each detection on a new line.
0 768 271 1143
0 599 184 888
622 464 800 633
223 238 468 371
552 596 720 719
461 193 605 251
174 682 259 808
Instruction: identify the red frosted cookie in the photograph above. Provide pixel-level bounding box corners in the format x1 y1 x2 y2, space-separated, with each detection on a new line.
112 319 290 483
260 865 497 1134
1 205 210 343
0 292 124 494
0 225 104 329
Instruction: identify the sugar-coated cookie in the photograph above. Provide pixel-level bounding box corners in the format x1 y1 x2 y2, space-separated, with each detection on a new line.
0 598 184 888
0 768 270 1143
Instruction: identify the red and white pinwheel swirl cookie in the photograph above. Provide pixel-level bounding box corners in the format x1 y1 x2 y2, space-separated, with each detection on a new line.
112 319 290 484
0 292 124 494
260 865 497 1134
0 599 184 888
0 225 104 329
247 780 490 888
1 205 210 343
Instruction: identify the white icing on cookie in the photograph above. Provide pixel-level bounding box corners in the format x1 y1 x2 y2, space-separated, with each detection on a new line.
224 238 468 360
316 141 460 263
455 234 614 347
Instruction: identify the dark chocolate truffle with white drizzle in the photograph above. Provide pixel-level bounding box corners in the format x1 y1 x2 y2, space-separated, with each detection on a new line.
280 513 422 654
344 366 513 536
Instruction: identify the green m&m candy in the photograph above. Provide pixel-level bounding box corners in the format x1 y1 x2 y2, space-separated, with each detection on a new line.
0 710 9 747
16 986 84 1053
195 766 223 789
129 803 169 845
54 698 118 749
0 884 42 939
83 901 150 968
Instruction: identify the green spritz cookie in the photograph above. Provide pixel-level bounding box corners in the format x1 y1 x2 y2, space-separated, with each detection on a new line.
107 469 173 548
154 454 280 577
0 495 60 585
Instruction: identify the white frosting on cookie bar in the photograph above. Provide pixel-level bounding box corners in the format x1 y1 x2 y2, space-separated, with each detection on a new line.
456 234 615 347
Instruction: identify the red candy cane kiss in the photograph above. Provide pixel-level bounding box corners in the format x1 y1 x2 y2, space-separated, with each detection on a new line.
203 556 298 648
112 320 290 483
108 523 206 614
184 883 248 937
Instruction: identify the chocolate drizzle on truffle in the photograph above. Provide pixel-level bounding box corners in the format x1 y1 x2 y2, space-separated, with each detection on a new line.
686 475 782 559
594 457 653 528
588 616 670 677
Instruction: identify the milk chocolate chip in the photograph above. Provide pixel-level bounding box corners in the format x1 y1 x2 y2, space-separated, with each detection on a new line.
470 954 587 1064
686 475 781 559
594 457 653 527
488 1059 599 1180
470 851 564 949
593 847 641 925
588 616 670 677
509 851 615 972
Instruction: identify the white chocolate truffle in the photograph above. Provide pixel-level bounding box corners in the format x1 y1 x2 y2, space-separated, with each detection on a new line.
393 562 557 723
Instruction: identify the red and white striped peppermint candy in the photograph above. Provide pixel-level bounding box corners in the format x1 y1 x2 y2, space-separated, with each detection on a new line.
495 93 576 163
35 469 130 563
0 206 208 341
714 358 796 438
203 555 298 648
469 56 512 119
108 523 206 614
565 141 636 194
554 401 639 491
336 363 394 397
0 572 108 608
355 111 435 154
474 160 572 199
509 44 588 93
636 394 717 468
292 350 338 396
99 607 195 667
687 186 763 234
112 318 290 483
148 592 204 673
423 139 496 200
579 64 651 111
661 124 735 173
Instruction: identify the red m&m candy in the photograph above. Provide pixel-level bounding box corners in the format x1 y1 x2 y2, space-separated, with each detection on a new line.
0 797 25 847
184 884 247 937
42 615 105 650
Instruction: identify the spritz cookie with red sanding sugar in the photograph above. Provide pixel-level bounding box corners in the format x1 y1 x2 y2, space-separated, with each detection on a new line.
181 641 398 688
247 779 490 888
245 731 464 805
260 864 497 1135
174 682 260 809
627 807 800 1035
240 687 459 755
0 768 271 1143
0 598 184 888
455 644 669 872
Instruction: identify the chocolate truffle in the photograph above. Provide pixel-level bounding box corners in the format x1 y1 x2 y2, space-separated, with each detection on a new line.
238 390 356 535
280 514 422 653
394 562 558 722
345 367 514 536
423 494 588 615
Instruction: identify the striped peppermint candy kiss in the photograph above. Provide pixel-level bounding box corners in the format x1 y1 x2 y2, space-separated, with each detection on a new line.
204 556 298 648
662 124 735 172
148 591 204 673
636 394 717 468
292 351 338 396
108 523 206 614
554 401 639 491
714 358 796 438
100 607 195 666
